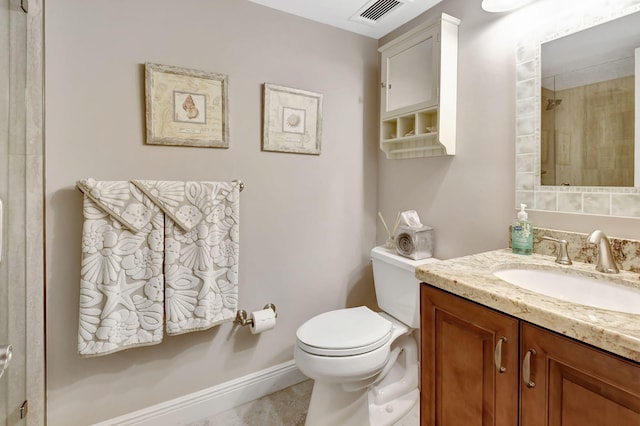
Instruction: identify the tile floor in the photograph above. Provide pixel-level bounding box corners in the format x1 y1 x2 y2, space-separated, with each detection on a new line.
186 379 420 426
185 380 313 426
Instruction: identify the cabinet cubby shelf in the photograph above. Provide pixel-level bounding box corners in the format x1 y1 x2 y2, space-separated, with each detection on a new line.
382 133 439 143
381 132 445 159
381 137 446 159
380 106 450 159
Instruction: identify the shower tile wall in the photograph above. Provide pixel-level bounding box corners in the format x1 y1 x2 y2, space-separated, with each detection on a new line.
542 76 634 187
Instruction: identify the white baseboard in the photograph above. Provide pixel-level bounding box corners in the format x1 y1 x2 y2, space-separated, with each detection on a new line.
93 360 308 426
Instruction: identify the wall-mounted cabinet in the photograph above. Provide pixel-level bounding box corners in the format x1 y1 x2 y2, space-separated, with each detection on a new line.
379 13 459 159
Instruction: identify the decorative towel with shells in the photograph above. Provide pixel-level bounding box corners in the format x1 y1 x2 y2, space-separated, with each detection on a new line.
77 179 164 356
76 178 240 356
131 180 240 335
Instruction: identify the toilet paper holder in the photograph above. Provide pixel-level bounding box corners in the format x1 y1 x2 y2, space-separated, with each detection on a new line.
235 303 277 327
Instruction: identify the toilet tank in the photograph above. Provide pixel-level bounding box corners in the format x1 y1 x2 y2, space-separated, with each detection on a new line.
371 246 439 328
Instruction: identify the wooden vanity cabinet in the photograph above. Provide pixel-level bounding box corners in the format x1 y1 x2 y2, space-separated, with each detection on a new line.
421 285 519 425
421 284 640 426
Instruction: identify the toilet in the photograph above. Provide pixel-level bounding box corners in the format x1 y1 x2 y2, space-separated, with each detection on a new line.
294 246 439 426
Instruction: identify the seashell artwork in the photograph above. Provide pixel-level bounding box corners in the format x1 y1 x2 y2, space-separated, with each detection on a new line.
145 62 229 148
182 94 200 120
286 113 300 127
282 106 305 135
262 83 322 155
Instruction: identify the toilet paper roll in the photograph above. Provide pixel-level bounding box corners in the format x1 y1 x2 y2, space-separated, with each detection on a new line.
250 308 276 334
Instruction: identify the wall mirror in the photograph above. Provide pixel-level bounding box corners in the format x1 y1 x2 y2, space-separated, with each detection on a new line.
541 11 640 187
515 1 640 218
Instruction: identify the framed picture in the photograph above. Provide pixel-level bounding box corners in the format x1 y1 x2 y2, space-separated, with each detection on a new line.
145 63 229 148
263 83 323 155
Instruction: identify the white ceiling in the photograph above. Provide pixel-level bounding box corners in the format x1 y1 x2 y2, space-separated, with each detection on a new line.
247 0 443 39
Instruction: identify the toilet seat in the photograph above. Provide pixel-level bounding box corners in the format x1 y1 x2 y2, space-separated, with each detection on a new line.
296 307 393 357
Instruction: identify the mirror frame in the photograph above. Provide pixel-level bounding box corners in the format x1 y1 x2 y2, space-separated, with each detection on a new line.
515 1 640 218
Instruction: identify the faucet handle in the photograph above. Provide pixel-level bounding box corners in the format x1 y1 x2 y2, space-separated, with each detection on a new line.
542 236 572 265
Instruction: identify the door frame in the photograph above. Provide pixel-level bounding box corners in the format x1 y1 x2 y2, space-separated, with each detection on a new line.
3 0 45 424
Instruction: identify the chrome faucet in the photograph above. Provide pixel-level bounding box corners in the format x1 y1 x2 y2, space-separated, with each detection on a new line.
586 230 619 273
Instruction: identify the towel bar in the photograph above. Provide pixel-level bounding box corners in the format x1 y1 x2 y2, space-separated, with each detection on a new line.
235 303 276 326
79 179 244 193
233 180 245 192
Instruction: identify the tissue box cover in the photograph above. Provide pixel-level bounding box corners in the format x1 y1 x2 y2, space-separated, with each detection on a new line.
395 225 434 260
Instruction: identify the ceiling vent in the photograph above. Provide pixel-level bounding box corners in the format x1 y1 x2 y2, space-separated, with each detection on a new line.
351 0 412 26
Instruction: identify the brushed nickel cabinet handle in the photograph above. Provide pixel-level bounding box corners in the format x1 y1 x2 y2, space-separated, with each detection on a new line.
522 348 537 388
494 336 507 373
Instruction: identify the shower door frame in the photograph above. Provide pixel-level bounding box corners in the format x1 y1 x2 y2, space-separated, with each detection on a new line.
1 0 45 424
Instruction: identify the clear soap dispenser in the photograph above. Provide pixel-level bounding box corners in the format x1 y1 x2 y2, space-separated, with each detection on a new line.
512 204 533 255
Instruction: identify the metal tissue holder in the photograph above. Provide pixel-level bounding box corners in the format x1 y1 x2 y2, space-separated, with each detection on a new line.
235 303 277 327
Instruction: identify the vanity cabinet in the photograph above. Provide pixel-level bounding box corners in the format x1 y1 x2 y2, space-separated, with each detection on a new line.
421 284 519 425
421 285 640 425
378 14 459 159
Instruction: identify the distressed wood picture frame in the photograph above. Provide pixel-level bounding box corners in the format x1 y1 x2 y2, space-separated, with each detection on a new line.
145 63 229 148
262 83 322 155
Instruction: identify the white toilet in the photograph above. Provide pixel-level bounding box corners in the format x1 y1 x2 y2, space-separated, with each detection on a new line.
294 246 439 426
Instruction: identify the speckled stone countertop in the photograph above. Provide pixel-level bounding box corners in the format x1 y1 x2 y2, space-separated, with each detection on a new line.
416 249 640 363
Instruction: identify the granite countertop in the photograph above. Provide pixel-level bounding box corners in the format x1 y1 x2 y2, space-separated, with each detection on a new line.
416 249 640 363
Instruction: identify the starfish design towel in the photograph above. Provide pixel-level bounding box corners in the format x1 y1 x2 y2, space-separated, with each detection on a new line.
77 180 164 356
77 179 240 356
132 180 240 335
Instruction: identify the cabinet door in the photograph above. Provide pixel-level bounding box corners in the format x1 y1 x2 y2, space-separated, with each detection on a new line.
380 26 439 119
520 323 640 425
421 285 519 426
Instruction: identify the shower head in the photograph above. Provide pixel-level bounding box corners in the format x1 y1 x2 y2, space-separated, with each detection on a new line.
544 97 562 111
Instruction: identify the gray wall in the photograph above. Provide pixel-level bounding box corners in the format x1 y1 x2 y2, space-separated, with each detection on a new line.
45 1 378 424
45 0 640 424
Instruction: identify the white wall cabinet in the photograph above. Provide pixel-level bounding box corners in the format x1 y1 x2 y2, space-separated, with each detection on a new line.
379 14 459 159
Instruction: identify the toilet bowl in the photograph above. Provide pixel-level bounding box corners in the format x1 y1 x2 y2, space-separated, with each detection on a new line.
294 246 439 426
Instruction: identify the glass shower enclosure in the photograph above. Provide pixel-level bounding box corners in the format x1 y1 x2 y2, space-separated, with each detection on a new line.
1 0 44 424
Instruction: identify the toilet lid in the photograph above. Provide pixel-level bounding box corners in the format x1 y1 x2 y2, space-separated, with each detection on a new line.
296 307 393 356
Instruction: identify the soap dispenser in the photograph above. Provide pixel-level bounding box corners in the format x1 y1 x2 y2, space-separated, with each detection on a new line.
512 204 533 255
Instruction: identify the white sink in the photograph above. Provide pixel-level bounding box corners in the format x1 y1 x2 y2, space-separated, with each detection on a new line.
493 268 640 315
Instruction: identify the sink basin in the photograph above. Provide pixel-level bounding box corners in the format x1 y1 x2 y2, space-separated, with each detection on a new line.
493 268 640 315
